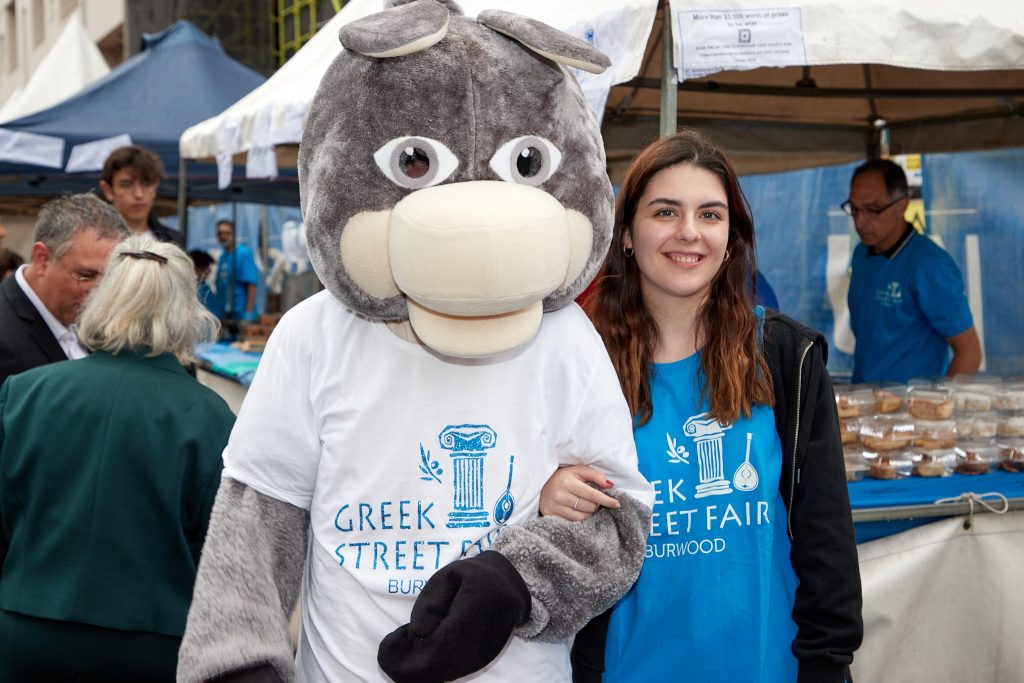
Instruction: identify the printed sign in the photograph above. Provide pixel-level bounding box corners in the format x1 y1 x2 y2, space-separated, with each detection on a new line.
674 7 807 80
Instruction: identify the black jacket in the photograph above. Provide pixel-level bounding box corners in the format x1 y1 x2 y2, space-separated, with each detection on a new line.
0 274 69 387
572 311 863 683
148 213 185 247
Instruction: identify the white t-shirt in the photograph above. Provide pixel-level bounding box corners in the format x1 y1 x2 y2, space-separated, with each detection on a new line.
223 291 652 683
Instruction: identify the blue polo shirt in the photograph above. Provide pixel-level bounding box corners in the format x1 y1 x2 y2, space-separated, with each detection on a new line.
848 227 973 383
214 244 260 317
603 347 798 682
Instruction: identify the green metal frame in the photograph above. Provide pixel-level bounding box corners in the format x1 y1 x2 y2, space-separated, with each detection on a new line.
271 0 341 67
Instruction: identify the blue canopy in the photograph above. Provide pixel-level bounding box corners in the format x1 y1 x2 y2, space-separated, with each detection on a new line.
0 21 295 206
1 20 263 173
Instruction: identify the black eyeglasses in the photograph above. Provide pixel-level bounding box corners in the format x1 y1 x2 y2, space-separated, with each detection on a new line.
840 197 903 219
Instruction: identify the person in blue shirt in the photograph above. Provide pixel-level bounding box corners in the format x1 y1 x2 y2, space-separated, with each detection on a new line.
844 159 981 383
213 220 260 325
541 130 862 683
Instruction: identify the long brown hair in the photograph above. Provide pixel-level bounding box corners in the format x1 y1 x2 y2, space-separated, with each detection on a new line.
587 129 773 426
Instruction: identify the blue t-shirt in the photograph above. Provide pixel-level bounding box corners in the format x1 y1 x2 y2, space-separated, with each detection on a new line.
848 231 973 383
603 351 798 682
215 244 260 317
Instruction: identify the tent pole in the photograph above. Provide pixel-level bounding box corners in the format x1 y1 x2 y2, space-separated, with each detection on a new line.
177 156 189 245
659 3 678 138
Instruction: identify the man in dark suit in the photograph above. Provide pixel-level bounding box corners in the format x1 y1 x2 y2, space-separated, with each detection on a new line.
0 194 128 386
99 145 184 247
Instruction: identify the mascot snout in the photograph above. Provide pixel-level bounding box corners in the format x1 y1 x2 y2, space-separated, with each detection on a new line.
390 181 577 357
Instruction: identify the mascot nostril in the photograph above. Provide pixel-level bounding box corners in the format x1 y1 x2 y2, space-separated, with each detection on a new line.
177 2 654 683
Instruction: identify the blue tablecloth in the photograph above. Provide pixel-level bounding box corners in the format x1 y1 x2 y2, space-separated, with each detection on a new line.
848 470 1024 542
196 342 262 387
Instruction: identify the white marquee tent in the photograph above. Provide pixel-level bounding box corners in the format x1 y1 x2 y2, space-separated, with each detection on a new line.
179 0 1024 185
0 12 109 124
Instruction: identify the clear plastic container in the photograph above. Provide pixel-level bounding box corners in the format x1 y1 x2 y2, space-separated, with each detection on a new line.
846 461 869 482
998 438 1024 473
867 451 913 480
911 448 957 478
835 386 877 419
994 382 1024 411
844 446 872 481
955 412 999 439
859 415 915 451
840 417 861 445
954 440 1001 475
997 411 1024 437
907 385 955 420
871 383 907 414
911 419 958 449
951 384 998 412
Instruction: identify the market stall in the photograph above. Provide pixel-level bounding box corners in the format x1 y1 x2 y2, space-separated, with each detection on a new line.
838 378 1024 681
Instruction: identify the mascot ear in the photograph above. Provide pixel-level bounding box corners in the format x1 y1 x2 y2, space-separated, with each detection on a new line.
478 10 611 74
339 0 451 58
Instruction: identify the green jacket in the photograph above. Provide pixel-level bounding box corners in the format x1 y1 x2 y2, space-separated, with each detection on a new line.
0 350 235 637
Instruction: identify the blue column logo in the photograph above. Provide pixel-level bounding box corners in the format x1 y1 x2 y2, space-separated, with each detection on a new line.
440 425 497 528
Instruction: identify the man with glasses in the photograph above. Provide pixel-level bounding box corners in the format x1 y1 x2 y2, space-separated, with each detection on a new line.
0 194 128 386
844 158 981 383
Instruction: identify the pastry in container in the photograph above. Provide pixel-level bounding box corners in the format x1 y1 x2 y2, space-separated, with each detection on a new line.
907 385 954 420
998 439 1024 473
911 418 958 449
835 386 876 419
911 448 957 478
954 440 1001 475
955 412 999 439
867 451 913 480
994 383 1024 410
951 385 997 412
840 417 862 445
997 411 1024 437
859 415 915 451
872 383 906 414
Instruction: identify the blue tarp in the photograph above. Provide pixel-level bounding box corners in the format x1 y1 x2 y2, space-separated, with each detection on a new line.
741 146 1024 378
165 201 306 314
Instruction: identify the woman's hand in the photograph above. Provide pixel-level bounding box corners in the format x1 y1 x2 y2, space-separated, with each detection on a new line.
539 465 620 521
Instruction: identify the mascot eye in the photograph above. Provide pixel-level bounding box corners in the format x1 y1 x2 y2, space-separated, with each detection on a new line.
489 136 562 187
373 136 459 190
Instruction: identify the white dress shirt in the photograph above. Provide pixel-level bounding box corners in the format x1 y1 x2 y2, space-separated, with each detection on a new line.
14 264 89 360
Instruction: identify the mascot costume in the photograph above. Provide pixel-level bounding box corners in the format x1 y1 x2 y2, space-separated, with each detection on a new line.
178 1 654 681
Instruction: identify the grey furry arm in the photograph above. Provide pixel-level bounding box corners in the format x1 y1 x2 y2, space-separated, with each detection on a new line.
177 478 310 683
492 489 651 642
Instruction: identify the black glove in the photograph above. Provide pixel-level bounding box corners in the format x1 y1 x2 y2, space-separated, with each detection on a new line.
378 550 531 683
212 664 285 683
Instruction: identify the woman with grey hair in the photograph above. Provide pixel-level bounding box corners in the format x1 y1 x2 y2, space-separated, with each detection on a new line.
0 236 235 681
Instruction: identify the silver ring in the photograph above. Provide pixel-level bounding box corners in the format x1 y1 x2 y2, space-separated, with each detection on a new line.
572 496 580 510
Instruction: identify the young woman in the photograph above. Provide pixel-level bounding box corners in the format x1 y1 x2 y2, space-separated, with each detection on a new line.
542 130 862 682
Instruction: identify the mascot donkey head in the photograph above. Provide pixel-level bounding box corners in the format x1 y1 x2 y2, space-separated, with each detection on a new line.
299 0 613 357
